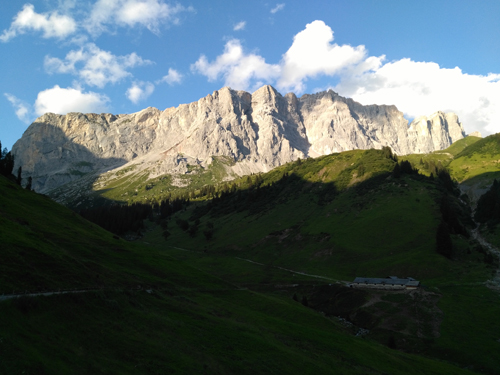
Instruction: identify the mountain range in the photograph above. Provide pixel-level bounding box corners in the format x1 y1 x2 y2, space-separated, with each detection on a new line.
12 85 468 194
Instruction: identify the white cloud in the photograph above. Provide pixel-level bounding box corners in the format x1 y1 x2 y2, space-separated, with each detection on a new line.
270 3 285 14
126 81 155 103
158 68 183 85
34 85 109 115
86 0 194 36
191 39 280 91
233 21 246 31
192 19 500 135
4 94 32 123
0 4 77 42
44 43 153 88
334 59 500 136
191 21 373 93
278 20 373 92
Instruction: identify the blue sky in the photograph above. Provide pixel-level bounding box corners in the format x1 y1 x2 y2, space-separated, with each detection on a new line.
1 0 500 150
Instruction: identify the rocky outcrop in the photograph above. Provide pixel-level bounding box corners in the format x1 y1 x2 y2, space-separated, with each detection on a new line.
407 112 466 153
12 85 467 193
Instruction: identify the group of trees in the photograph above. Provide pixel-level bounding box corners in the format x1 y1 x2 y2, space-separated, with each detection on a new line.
0 141 15 177
475 179 500 226
392 160 418 178
80 196 191 237
171 218 214 240
0 140 32 189
80 203 153 236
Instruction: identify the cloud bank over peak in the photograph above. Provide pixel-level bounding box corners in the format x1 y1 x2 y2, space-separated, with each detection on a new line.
192 21 375 94
278 20 374 92
191 39 281 92
192 20 500 136
34 85 109 115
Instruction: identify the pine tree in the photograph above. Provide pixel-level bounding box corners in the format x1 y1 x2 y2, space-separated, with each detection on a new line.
392 163 401 178
436 220 453 258
301 296 309 307
26 176 32 191
16 166 22 185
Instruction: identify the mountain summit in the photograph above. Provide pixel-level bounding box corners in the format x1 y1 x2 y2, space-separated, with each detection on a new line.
13 85 466 193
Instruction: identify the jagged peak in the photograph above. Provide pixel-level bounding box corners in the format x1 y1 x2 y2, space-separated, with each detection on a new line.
252 84 280 97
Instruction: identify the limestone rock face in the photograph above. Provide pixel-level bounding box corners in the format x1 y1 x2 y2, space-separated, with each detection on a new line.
468 131 482 138
12 85 467 193
407 112 466 153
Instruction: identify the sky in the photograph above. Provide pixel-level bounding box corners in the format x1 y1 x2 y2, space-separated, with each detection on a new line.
1 0 500 151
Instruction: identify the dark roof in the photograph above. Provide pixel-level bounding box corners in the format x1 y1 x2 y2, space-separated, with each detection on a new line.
353 277 420 286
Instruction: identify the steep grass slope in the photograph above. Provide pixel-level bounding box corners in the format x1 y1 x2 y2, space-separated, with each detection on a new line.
448 134 500 185
0 175 480 374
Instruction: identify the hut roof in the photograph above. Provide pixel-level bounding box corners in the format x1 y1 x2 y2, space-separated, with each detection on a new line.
353 277 420 286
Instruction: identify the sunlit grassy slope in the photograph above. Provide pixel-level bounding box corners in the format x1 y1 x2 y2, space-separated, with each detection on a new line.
152 149 484 283
141 148 500 374
1 174 483 374
448 133 500 185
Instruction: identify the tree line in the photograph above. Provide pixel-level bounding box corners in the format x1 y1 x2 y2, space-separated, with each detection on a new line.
0 140 31 189
79 196 189 236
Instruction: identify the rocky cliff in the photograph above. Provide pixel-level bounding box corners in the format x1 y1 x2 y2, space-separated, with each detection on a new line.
12 85 467 193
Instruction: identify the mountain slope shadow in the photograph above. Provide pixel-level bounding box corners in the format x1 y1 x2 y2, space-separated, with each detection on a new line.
13 123 128 195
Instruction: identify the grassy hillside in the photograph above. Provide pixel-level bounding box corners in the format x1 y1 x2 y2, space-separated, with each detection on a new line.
50 155 237 209
1 174 483 374
448 134 500 184
5 136 500 373
139 148 500 373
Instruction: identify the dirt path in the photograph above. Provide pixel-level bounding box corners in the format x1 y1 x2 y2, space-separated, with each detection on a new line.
235 257 338 281
0 288 97 302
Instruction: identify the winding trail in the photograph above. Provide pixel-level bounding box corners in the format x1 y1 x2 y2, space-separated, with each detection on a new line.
0 288 100 302
235 257 337 281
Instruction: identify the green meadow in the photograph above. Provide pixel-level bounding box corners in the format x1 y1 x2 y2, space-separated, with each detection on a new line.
3 136 500 373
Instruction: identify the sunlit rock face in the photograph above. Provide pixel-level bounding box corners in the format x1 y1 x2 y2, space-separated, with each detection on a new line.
407 112 466 153
12 85 466 193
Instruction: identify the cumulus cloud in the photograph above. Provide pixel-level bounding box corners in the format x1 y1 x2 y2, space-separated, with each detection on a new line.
233 21 246 31
86 0 194 36
126 81 155 103
192 19 500 134
158 68 183 85
0 3 77 42
270 3 285 14
4 94 32 123
191 39 280 91
34 85 109 115
191 21 373 93
278 20 373 92
334 59 500 135
44 43 153 88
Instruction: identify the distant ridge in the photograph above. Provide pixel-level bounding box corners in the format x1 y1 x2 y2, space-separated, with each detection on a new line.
13 85 466 193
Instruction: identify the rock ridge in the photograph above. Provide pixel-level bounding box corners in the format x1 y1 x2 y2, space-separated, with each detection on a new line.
12 85 467 193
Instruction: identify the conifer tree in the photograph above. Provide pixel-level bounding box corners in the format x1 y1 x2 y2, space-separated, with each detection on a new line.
16 166 22 185
436 220 453 259
26 176 32 191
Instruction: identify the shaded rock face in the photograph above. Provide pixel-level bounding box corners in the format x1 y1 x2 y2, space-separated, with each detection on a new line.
12 85 466 193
